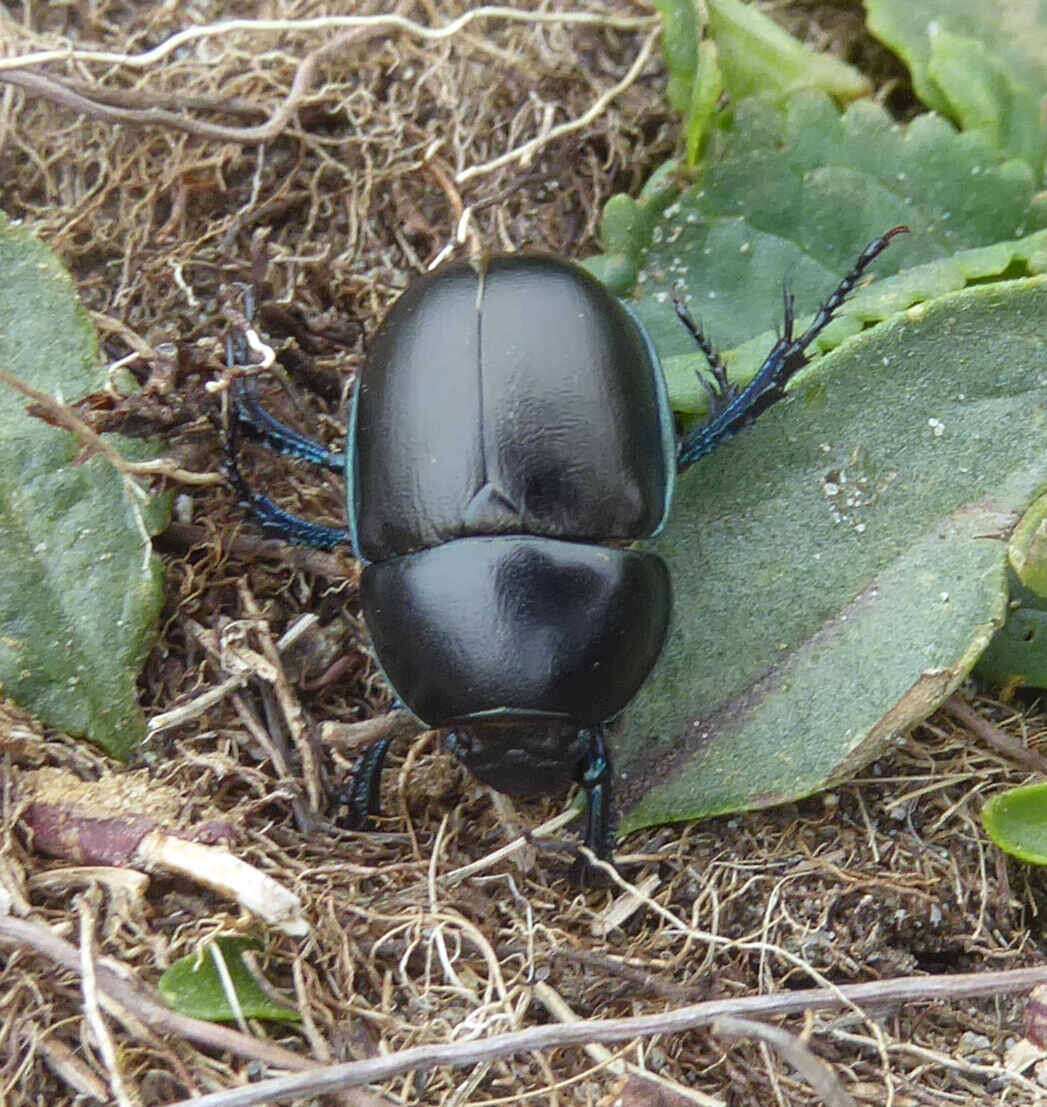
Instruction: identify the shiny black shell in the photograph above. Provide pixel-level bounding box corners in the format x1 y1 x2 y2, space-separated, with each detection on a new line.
347 254 676 560
346 254 675 729
362 536 670 726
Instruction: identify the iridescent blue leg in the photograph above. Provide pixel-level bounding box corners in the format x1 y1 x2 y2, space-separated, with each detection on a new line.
222 336 352 550
676 226 908 472
232 373 344 473
580 726 615 862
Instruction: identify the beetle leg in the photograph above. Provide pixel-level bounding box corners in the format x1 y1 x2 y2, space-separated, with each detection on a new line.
339 736 394 830
222 411 353 549
232 375 345 473
671 295 737 418
579 727 616 862
676 225 908 471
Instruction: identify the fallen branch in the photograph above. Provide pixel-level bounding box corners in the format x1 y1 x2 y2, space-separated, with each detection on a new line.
163 963 1047 1107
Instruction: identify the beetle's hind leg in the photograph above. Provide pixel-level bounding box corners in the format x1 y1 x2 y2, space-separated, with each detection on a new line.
676 225 908 472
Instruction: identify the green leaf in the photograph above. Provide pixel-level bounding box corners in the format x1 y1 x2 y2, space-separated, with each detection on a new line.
654 0 868 167
614 278 1047 832
0 214 169 759
655 0 701 117
706 0 870 105
583 165 682 293
685 39 724 168
973 493 1047 690
982 783 1047 866
663 228 1047 416
159 938 301 1023
865 0 1047 174
652 1 722 168
598 91 1046 397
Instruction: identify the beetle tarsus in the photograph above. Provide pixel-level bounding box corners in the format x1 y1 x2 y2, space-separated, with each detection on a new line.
339 736 394 830
676 225 908 471
672 295 737 417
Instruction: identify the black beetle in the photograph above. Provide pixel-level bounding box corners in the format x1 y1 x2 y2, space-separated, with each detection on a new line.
225 230 906 863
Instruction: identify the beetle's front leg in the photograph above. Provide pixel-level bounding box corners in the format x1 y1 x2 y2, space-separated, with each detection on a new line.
338 736 394 830
232 375 345 472
579 726 616 862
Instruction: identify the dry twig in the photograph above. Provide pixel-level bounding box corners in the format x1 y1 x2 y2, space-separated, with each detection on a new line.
944 694 1047 775
161 964 1047 1107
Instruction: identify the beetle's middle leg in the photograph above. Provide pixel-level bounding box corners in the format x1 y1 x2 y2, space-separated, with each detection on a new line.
220 333 353 550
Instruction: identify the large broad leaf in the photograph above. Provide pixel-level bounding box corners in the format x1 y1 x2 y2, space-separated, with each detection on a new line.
0 214 168 759
615 279 1047 832
584 79 1047 830
865 0 1047 174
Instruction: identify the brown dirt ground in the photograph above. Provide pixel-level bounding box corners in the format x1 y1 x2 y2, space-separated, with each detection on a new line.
2 2 1046 1105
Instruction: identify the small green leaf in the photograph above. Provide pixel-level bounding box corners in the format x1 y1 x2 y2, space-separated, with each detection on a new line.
685 39 724 167
982 784 1047 866
655 0 701 116
159 938 301 1023
974 493 1047 690
0 214 169 759
706 0 870 105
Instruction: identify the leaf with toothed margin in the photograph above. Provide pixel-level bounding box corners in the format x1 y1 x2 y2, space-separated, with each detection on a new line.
0 213 170 760
611 279 1047 832
865 0 1047 175
586 92 1047 417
